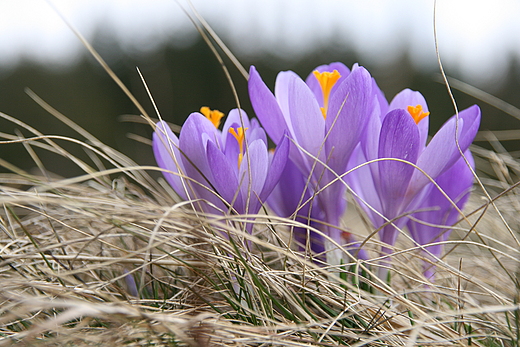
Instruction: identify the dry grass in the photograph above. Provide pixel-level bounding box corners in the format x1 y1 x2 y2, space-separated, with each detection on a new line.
0 109 518 346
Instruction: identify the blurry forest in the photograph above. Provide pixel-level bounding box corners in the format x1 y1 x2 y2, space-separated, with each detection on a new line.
1 32 520 178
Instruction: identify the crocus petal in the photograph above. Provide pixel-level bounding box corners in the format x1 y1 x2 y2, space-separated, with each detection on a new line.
380 223 407 249
388 89 429 147
408 116 462 196
361 98 383 162
179 113 224 210
250 117 261 130
179 113 220 176
410 105 479 196
267 154 307 218
248 126 268 145
221 109 251 146
457 105 481 152
407 184 443 246
305 62 351 106
347 146 384 229
238 139 269 213
407 150 474 276
437 151 474 228
267 155 326 255
316 169 347 225
413 105 479 195
223 130 240 175
286 72 325 163
415 151 475 244
378 109 420 216
326 65 373 173
206 140 243 213
259 133 290 202
248 66 289 144
274 70 297 120
153 121 187 200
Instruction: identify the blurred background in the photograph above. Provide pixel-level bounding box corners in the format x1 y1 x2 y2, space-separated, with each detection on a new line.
0 0 519 177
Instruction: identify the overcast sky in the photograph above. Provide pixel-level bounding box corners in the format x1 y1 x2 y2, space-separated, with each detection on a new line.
0 0 518 86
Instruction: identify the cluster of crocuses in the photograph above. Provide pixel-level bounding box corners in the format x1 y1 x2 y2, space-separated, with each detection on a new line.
153 62 480 278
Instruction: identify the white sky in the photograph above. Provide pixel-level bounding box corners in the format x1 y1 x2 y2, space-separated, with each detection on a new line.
0 0 518 86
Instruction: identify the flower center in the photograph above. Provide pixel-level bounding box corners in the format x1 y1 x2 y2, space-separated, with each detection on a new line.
200 106 224 128
229 127 248 168
407 105 430 125
313 69 341 119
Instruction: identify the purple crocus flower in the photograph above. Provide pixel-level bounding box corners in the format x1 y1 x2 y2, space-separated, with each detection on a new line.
249 63 375 261
347 88 480 275
407 151 474 279
153 107 289 218
267 157 326 256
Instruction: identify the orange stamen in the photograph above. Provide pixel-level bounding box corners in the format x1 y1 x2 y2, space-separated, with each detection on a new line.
407 105 430 125
313 69 341 119
229 127 248 168
200 106 224 128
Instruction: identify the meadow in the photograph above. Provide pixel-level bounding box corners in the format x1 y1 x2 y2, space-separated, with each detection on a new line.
0 3 519 346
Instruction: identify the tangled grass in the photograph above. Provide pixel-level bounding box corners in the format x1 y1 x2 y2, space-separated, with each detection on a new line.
0 98 519 346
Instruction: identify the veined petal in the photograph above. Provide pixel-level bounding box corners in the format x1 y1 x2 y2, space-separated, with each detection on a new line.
388 88 429 113
407 184 443 246
223 130 240 175
361 97 383 163
407 150 474 255
275 70 299 120
457 105 481 152
239 140 268 198
206 140 243 213
267 154 325 255
389 89 429 148
286 71 325 161
316 171 347 231
153 121 187 200
430 150 474 227
248 66 289 144
347 146 384 229
179 113 219 178
326 65 373 173
267 153 306 218
238 139 269 214
268 70 312 173
305 62 351 107
408 116 462 196
260 133 290 202
378 109 420 216
221 109 251 146
178 113 223 211
409 105 479 196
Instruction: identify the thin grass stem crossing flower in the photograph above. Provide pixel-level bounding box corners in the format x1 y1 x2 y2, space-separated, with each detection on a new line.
249 62 375 262
407 151 475 279
347 88 480 277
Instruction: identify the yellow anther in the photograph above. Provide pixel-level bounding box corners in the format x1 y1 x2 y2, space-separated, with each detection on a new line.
229 127 248 168
407 105 430 125
200 106 224 128
313 69 341 119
